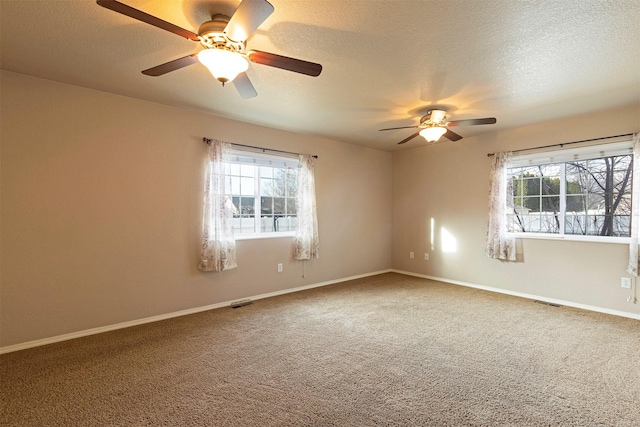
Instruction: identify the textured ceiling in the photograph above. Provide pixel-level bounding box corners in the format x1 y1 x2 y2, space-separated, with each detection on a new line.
1 0 639 151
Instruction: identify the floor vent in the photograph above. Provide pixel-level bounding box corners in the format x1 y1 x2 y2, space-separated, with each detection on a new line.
534 300 562 308
230 299 253 309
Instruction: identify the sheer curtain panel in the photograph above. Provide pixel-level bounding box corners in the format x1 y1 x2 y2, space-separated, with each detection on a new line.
627 133 640 275
486 151 517 261
198 140 238 272
294 154 319 260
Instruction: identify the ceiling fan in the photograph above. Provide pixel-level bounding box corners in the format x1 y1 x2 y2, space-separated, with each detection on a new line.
379 109 497 145
96 0 322 99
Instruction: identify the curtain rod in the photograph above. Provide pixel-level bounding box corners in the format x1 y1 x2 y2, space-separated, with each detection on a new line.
486 133 635 157
202 138 318 159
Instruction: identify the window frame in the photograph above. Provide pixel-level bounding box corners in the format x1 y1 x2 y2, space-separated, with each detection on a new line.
226 149 299 240
507 140 633 245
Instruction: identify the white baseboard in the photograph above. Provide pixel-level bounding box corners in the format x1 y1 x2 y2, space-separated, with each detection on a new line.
0 269 393 355
6 268 635 354
392 269 640 321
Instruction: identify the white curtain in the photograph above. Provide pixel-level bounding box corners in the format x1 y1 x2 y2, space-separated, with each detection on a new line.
294 154 319 260
198 140 237 272
486 151 517 261
627 133 640 276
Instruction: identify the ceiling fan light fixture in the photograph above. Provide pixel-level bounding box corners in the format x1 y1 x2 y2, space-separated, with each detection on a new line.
419 126 447 142
197 48 249 85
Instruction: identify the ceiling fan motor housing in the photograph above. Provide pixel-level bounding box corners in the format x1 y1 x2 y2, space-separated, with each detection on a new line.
198 15 245 53
420 109 447 127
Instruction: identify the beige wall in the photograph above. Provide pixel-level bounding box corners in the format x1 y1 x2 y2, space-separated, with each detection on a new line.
0 71 393 347
2 69 638 350
393 103 640 316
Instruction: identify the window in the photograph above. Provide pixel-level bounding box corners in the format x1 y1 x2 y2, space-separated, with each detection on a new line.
507 141 633 239
226 150 298 236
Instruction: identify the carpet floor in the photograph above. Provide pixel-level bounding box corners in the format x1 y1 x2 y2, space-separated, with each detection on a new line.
2 273 639 426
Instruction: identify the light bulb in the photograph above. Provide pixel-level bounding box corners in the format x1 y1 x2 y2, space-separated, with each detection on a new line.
197 49 249 85
419 126 447 142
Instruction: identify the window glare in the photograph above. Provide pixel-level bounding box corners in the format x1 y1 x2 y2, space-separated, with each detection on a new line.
260 167 273 178
240 177 254 196
231 176 240 194
240 164 255 176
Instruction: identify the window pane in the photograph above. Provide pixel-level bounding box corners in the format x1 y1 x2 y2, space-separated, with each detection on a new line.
541 178 560 196
261 196 273 214
522 177 541 197
231 176 241 195
520 166 542 176
539 213 560 233
273 170 287 197
261 216 275 232
540 196 560 212
241 177 254 196
613 192 631 213
521 196 541 213
232 197 240 214
274 197 285 215
565 213 588 235
566 195 585 213
507 214 520 232
512 212 559 234
613 214 631 236
565 162 585 175
588 193 605 211
566 180 586 196
240 216 255 233
566 162 588 196
240 197 254 215
276 216 296 232
537 164 561 177
582 214 606 236
261 178 275 196
589 171 608 189
260 167 273 178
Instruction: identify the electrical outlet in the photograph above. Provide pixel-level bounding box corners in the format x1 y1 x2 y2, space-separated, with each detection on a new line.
409 252 414 259
621 277 631 289
424 253 429 261
277 263 283 273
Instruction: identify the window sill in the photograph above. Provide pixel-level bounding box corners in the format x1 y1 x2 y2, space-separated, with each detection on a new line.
510 232 630 245
235 232 295 241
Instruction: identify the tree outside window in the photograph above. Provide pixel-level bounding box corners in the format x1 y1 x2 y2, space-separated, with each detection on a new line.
508 154 632 237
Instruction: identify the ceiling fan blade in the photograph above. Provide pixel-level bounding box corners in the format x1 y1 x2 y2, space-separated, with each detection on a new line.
443 129 463 141
97 0 200 41
233 72 257 99
446 117 497 126
142 54 199 76
397 131 421 145
248 50 322 77
225 0 274 42
379 125 420 131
